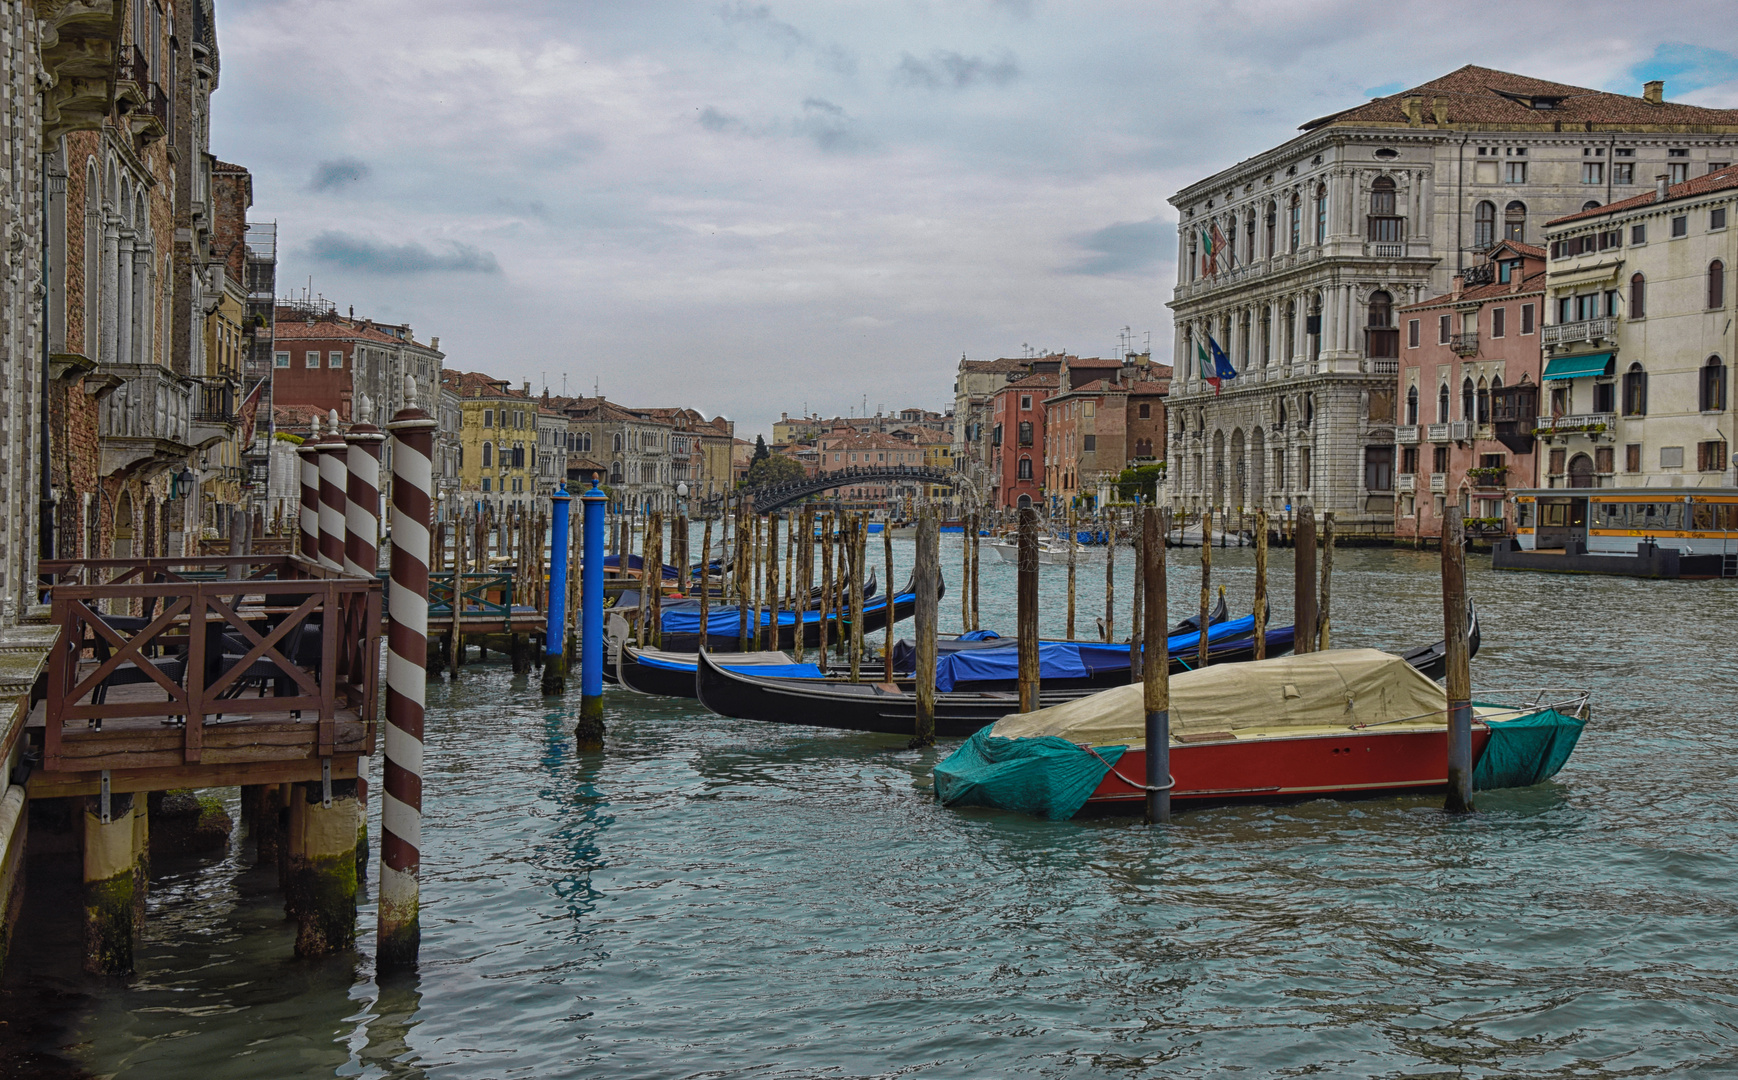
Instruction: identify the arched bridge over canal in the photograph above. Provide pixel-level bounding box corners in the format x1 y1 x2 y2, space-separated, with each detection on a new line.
734 464 955 514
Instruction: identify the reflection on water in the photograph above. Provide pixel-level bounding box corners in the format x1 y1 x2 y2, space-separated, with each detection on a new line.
5 544 1738 1077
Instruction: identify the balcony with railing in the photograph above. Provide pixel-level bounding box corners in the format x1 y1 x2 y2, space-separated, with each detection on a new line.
1467 466 1508 491
1429 473 1447 493
115 45 167 143
1426 423 1452 443
100 364 194 477
1395 425 1420 445
1534 413 1615 439
1541 317 1618 349
1451 332 1480 357
1397 473 1416 492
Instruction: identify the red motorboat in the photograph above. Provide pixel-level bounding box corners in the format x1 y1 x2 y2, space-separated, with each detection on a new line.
933 649 1589 819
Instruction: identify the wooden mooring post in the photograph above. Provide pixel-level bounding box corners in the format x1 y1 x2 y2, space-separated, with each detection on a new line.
1442 516 1474 813
1066 507 1077 641
1197 507 1211 670
1129 503 1144 682
968 511 980 631
849 515 866 682
1294 502 1317 655
1143 504 1170 824
911 508 939 748
699 516 714 652
1103 510 1116 643
1017 506 1040 712
1253 509 1268 660
817 511 833 663
1318 510 1335 651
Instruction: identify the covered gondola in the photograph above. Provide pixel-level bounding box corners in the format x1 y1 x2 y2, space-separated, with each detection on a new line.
651 571 927 653
615 645 824 697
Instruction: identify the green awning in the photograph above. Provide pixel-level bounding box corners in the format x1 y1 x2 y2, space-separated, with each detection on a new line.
1542 353 1614 380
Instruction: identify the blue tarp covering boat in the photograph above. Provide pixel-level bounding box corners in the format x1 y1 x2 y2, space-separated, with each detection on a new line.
933 615 1261 691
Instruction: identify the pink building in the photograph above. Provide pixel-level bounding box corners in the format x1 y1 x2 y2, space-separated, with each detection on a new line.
1395 239 1547 541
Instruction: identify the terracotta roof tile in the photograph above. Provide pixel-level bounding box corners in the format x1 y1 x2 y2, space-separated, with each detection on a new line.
1302 65 1738 132
1548 163 1738 226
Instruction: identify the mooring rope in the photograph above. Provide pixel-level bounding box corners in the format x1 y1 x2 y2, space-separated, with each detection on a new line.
1081 743 1175 793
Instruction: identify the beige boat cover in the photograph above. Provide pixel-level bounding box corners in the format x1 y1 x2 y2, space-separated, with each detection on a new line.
988 648 1449 746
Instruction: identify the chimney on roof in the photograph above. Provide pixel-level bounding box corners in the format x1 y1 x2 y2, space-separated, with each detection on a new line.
1643 80 1665 105
1658 173 1672 199
1402 96 1424 127
523 381 530 396
1431 96 1449 126
1451 272 1464 300
430 336 439 350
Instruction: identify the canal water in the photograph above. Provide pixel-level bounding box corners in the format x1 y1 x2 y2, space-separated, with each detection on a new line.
7 540 1738 1078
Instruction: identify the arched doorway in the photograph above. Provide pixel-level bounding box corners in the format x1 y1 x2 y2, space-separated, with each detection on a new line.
113 490 135 559
1230 428 1247 509
1568 453 1595 488
1017 493 1032 510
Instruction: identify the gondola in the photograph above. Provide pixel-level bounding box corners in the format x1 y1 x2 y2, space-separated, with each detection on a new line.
651 571 928 654
694 613 1473 736
615 645 824 697
1401 601 1480 680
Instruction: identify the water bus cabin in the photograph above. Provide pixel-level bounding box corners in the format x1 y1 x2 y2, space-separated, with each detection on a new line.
1494 488 1738 579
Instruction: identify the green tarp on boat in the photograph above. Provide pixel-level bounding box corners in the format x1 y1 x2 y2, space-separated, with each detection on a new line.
1472 707 1586 790
933 730 1124 821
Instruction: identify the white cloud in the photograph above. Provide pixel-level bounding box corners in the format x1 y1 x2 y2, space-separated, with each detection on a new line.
213 0 1738 436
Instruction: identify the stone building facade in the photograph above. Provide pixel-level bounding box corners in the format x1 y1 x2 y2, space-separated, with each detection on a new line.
1539 165 1738 492
1166 66 1738 532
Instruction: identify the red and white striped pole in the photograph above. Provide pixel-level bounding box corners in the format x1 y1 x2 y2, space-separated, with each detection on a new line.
345 396 385 579
380 377 435 970
316 409 349 572
298 415 322 562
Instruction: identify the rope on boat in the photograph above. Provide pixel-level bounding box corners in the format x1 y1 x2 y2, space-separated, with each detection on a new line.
1081 744 1175 793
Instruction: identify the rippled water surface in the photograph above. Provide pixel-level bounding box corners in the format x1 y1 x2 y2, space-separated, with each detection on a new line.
8 541 1738 1078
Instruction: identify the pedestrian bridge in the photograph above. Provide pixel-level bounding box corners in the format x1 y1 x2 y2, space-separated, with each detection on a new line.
741 464 955 513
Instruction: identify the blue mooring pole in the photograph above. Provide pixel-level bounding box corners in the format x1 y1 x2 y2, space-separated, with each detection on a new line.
542 483 572 695
576 479 608 749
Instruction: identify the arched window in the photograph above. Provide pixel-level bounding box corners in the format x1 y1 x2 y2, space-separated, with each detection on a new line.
1277 397 1287 426
1303 393 1314 426
1582 200 1602 211
1265 200 1277 258
1244 209 1256 264
1405 385 1418 425
84 162 99 357
1437 384 1450 423
612 432 622 452
1630 272 1647 318
481 442 493 467
1315 183 1328 244
1289 194 1301 252
1367 290 1392 326
1702 356 1728 412
1477 377 1490 424
1018 456 1033 480
1474 201 1496 249
1568 453 1595 489
1370 176 1396 216
1709 260 1725 309
1505 201 1527 242
1622 363 1648 416
1461 377 1475 421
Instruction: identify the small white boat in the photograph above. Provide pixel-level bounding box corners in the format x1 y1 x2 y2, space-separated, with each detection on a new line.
984 538 1097 565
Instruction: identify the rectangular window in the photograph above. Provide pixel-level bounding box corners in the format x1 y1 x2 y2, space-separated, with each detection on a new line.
1714 207 1729 230
1407 319 1420 348
1438 314 1451 344
1581 162 1604 184
1631 223 1647 244
1083 434 1096 451
1433 446 1449 473
1626 443 1641 473
1017 421 1033 446
1504 162 1526 183
305 350 319 368
1401 447 1417 473
1138 403 1150 418
1299 447 1311 490
1698 440 1729 472
1557 297 1573 324
274 352 290 368
1673 216 1689 237
1670 163 1690 185
482 477 492 492
1549 448 1566 475
1020 396 1032 411
1715 163 1732 174
1521 303 1535 334
1613 163 1634 185
483 409 493 427
329 350 343 368
1596 446 1614 474
1364 446 1394 492
1491 308 1506 338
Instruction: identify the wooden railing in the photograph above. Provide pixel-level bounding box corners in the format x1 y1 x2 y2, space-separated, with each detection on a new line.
426 570 517 619
39 556 380 771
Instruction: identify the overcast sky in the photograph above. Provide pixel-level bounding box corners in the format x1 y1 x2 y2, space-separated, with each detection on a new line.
215 1 1738 439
